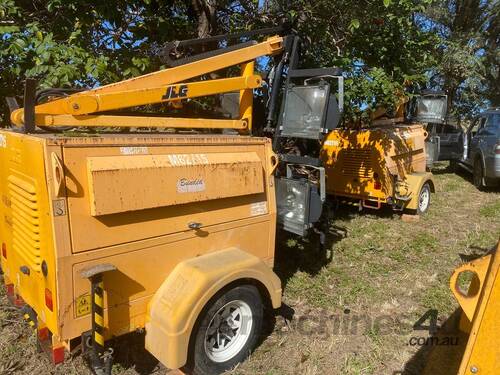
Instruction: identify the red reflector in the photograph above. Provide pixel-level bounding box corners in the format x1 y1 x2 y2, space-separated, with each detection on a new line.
52 346 65 364
14 294 25 307
1 243 6 258
38 327 49 341
45 288 53 311
6 284 14 297
374 181 382 190
495 146 500 154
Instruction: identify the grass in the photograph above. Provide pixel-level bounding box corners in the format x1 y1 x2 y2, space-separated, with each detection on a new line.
237 163 499 375
0 162 498 374
479 200 500 218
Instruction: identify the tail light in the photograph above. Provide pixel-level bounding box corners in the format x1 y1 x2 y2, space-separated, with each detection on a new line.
5 284 14 297
52 346 65 364
374 181 382 190
37 326 49 341
495 143 500 154
1 243 6 258
45 288 53 311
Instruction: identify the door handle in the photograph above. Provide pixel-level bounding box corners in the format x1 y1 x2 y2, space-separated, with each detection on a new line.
188 222 203 230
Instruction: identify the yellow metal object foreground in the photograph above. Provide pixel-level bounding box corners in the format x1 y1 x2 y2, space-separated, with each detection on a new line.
145 248 282 369
451 242 500 375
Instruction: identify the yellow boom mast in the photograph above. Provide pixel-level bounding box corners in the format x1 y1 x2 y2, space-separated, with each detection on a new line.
10 36 283 132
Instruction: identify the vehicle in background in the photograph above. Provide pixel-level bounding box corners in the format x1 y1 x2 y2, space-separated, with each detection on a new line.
407 91 464 168
457 108 500 188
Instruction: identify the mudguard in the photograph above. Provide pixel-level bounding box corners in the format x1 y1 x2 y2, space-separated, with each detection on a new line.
404 172 435 211
144 247 282 369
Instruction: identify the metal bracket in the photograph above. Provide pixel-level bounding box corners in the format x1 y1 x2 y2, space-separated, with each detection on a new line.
80 264 117 279
23 79 37 133
80 264 117 375
285 163 326 202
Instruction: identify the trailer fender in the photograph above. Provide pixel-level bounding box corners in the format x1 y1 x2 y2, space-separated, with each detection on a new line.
144 247 282 369
405 172 435 210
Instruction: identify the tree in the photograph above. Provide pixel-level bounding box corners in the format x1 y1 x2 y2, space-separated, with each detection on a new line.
266 0 438 120
422 0 499 117
1 0 494 126
0 0 258 125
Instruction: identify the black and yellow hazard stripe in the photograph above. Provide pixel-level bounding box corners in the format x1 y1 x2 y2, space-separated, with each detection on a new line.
91 276 105 352
23 313 36 329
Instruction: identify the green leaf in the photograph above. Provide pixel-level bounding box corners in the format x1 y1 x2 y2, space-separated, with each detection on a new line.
349 19 360 30
0 25 19 33
383 0 391 7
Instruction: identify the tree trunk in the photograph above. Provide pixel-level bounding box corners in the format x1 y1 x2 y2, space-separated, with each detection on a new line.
190 0 217 38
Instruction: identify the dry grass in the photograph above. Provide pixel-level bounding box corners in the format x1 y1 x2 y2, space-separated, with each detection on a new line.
1 162 498 375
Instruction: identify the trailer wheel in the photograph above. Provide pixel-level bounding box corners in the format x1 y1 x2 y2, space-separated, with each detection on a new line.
417 182 431 214
186 284 263 375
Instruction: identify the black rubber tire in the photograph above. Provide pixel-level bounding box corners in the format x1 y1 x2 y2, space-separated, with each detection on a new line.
416 182 431 215
473 158 484 189
185 284 263 375
448 159 458 172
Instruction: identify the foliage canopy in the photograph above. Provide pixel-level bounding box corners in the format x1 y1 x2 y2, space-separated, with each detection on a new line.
0 0 498 125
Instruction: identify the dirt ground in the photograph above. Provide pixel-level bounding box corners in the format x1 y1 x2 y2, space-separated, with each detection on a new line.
1 162 498 375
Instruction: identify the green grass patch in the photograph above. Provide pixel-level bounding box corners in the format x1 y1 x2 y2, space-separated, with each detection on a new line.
479 200 500 219
420 281 455 315
341 355 375 375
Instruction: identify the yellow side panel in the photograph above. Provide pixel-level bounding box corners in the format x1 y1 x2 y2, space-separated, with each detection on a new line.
64 143 273 252
64 218 275 341
321 130 389 200
0 131 59 334
321 125 427 201
87 152 264 216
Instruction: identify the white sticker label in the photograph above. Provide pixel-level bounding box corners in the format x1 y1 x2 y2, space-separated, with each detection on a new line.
0 134 6 148
177 178 205 193
401 131 411 139
168 154 209 166
250 201 268 216
120 146 148 155
323 139 339 147
52 199 67 217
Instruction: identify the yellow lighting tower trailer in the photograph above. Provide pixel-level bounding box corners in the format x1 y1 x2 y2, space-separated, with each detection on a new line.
0 28 343 375
320 96 439 215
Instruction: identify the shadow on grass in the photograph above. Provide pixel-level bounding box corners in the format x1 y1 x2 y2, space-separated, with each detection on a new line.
273 201 399 291
103 332 163 374
395 309 467 375
273 221 346 291
333 197 399 220
450 164 500 192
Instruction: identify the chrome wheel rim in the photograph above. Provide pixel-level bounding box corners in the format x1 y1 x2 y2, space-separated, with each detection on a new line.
204 300 253 363
419 186 430 212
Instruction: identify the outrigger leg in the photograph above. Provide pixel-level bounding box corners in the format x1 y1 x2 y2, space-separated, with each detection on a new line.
80 264 117 375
